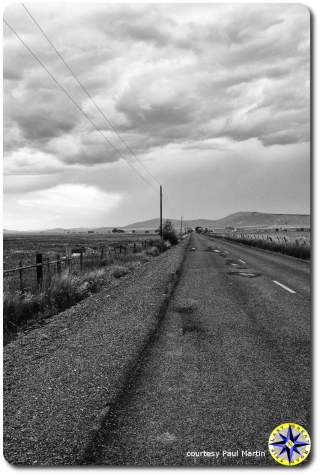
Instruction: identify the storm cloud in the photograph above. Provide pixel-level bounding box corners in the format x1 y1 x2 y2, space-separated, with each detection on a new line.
3 3 310 230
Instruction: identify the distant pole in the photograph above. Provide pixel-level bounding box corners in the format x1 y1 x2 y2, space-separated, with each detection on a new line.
180 216 183 235
160 185 163 239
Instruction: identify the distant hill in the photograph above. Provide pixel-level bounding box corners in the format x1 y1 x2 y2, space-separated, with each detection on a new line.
3 227 114 234
3 212 310 234
210 211 310 229
125 212 310 230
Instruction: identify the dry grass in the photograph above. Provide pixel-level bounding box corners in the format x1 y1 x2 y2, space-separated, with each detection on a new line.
211 233 310 259
3 234 177 344
3 267 116 344
146 246 160 257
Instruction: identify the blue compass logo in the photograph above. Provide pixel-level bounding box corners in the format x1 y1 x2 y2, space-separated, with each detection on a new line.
269 423 311 466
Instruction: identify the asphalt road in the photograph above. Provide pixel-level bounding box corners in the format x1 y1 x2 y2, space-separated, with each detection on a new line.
92 233 311 466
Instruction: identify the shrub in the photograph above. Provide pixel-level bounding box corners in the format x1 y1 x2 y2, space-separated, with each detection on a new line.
162 220 178 245
146 246 160 257
3 290 46 330
112 265 129 278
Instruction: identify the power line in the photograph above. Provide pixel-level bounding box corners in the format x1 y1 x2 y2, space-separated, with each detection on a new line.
20 4 180 217
22 3 161 187
3 18 157 192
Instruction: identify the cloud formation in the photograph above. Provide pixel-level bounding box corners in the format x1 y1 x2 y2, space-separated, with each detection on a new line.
3 3 310 229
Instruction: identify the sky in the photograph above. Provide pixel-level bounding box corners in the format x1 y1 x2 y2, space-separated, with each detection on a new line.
3 2 310 230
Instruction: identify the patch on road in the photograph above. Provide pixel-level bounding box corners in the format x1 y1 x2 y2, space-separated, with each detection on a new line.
225 258 238 265
228 271 261 278
174 298 198 314
181 314 203 335
224 257 248 270
229 263 248 269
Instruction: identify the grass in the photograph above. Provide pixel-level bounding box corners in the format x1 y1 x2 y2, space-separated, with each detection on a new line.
112 265 130 278
3 235 173 345
3 232 159 270
4 267 112 345
211 233 310 259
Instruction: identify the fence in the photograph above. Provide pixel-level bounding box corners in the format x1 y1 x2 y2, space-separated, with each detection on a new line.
3 240 157 293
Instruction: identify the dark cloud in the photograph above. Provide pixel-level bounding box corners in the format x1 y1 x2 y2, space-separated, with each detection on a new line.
4 83 80 146
3 3 309 167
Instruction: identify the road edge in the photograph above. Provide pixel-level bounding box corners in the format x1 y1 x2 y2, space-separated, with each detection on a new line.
78 236 190 464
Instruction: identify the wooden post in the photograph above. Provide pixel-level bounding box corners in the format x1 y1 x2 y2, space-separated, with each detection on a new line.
19 260 23 291
47 256 50 279
36 253 43 288
80 251 83 271
66 247 71 273
57 254 62 275
160 185 163 239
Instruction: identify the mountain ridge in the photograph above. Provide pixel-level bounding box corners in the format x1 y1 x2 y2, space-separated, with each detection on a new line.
3 212 310 234
125 212 310 230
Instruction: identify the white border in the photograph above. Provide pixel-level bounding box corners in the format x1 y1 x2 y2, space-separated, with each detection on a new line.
0 0 318 473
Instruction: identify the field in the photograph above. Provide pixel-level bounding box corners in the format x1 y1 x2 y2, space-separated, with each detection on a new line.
3 232 157 269
3 232 161 344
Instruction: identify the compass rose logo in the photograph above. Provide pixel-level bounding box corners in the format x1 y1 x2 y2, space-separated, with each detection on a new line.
268 423 311 466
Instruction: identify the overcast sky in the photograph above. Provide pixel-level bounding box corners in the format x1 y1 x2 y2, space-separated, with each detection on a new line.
3 2 310 230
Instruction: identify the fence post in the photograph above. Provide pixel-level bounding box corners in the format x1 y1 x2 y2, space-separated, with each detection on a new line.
100 246 104 263
36 253 43 288
47 256 50 281
57 254 61 275
66 247 71 272
80 251 83 271
19 260 23 291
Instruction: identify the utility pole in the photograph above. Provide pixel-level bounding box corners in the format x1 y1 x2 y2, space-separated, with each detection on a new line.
160 185 163 239
180 216 183 235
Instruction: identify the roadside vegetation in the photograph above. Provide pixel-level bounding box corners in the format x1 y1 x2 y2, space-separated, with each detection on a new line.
3 231 180 345
210 233 310 260
162 219 179 245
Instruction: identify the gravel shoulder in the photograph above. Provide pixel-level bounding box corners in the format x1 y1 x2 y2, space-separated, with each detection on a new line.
3 239 188 465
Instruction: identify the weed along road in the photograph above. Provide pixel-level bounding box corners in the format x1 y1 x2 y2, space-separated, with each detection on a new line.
90 232 311 466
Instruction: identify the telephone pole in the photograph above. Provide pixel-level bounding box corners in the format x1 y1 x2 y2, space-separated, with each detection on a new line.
180 216 183 235
160 185 163 239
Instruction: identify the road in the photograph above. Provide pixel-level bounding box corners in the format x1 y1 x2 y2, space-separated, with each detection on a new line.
91 233 311 466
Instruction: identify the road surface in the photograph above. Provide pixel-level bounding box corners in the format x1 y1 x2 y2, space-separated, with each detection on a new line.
91 233 311 466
